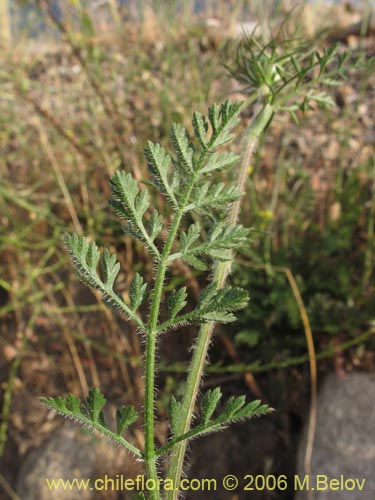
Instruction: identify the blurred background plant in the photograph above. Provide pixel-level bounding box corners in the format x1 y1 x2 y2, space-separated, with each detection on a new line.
0 0 374 498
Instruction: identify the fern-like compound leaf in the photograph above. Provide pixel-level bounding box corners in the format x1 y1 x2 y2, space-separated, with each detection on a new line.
206 224 250 259
192 111 208 148
208 100 242 149
217 396 271 424
148 210 163 241
86 241 101 272
167 287 187 320
220 395 246 420
155 391 272 457
144 141 178 209
208 103 220 133
65 393 83 415
84 387 106 423
181 223 250 263
195 282 218 310
180 222 201 254
101 249 120 289
200 311 237 323
169 168 185 204
109 171 143 221
130 273 148 311
64 234 99 290
208 286 249 312
121 221 145 242
171 123 194 174
201 387 222 424
116 405 138 436
200 151 239 175
64 234 146 331
182 254 208 271
158 284 249 331
40 390 142 457
109 171 159 258
191 182 242 212
196 285 249 323
168 396 184 437
40 393 83 418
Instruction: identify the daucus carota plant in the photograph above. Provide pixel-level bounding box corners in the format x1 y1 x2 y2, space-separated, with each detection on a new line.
41 100 271 499
41 27 366 500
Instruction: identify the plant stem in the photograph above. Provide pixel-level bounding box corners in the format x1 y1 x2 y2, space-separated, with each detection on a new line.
166 101 274 499
144 218 188 500
143 143 214 498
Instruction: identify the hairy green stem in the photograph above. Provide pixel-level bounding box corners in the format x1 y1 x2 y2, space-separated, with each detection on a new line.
144 137 217 498
144 204 192 499
166 102 274 499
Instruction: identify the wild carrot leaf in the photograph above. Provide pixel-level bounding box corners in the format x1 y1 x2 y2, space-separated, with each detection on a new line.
109 171 159 258
171 123 194 174
64 234 145 330
192 111 208 148
40 391 142 457
167 287 188 320
116 406 139 436
168 396 184 437
200 151 239 175
180 222 201 253
144 141 178 209
101 249 120 289
130 273 148 311
84 387 106 423
197 285 249 323
192 182 242 211
148 210 163 241
201 388 222 424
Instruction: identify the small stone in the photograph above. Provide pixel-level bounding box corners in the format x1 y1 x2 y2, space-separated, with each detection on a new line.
17 421 142 500
295 373 375 499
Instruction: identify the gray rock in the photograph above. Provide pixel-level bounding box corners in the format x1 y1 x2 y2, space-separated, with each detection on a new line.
17 421 142 500
296 373 375 500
